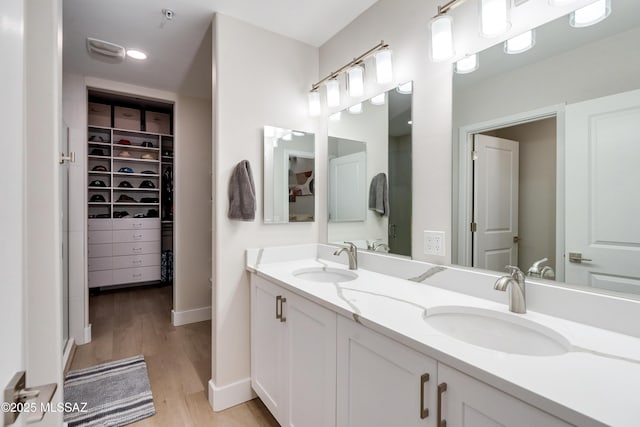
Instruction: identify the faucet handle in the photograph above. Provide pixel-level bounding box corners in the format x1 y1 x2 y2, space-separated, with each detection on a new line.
344 241 358 251
505 265 524 280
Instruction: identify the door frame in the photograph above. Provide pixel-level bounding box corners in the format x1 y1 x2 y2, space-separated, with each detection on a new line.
455 104 566 280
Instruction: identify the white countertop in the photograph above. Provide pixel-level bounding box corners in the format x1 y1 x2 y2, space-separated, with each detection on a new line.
249 254 640 427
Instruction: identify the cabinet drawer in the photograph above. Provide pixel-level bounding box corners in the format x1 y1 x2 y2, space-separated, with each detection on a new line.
88 219 113 231
112 266 160 284
88 243 112 258
88 270 112 288
112 241 161 256
112 254 160 269
88 256 113 272
112 218 160 230
113 229 159 243
88 230 112 244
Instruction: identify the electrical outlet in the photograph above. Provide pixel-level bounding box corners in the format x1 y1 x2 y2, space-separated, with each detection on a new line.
424 231 446 256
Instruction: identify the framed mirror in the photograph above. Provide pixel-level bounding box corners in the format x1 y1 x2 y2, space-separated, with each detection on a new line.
328 83 413 256
452 1 640 298
264 126 315 223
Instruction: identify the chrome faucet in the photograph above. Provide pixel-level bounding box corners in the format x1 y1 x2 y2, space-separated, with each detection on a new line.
494 265 526 314
334 242 358 270
371 241 390 252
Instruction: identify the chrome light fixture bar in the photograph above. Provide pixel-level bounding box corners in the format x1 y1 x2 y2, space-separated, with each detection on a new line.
308 40 391 115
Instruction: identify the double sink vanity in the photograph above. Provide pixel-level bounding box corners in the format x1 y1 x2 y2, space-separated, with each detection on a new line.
247 244 640 427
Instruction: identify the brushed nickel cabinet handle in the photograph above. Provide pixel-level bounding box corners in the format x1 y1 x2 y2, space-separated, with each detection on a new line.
437 382 447 427
420 373 430 419
280 297 287 322
276 295 282 320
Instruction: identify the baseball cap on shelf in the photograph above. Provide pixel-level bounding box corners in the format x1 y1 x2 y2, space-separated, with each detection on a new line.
146 209 159 218
118 151 132 158
118 181 133 188
90 148 106 156
118 167 134 173
89 179 107 188
89 135 106 142
113 211 130 218
89 194 106 202
92 165 108 172
118 139 131 145
141 153 156 160
141 141 154 148
141 170 155 174
140 197 159 203
139 180 155 189
117 194 137 203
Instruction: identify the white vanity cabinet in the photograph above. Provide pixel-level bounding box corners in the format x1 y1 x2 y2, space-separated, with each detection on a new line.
336 316 437 427
437 364 571 427
250 274 337 427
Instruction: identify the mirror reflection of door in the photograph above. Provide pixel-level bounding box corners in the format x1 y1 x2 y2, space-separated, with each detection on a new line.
472 117 557 276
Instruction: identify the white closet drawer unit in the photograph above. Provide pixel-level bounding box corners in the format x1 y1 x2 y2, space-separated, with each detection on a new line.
113 229 158 243
88 270 113 288
112 254 160 269
88 219 113 231
112 241 161 256
88 230 113 244
112 218 160 230
88 243 112 258
88 256 113 272
112 266 160 284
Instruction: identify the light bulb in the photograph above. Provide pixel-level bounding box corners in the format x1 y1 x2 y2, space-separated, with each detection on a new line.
570 0 611 28
347 65 364 97
430 14 454 61
370 93 386 105
455 54 479 74
504 30 535 54
375 49 393 84
326 78 341 108
308 91 321 117
348 103 363 114
480 0 511 38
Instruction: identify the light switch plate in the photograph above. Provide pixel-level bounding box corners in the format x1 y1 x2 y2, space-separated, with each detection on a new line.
424 231 446 256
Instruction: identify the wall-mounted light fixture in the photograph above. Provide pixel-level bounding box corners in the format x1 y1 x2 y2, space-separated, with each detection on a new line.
480 0 511 37
504 29 535 54
570 0 611 28
370 93 386 106
307 41 392 115
455 54 479 73
348 103 363 114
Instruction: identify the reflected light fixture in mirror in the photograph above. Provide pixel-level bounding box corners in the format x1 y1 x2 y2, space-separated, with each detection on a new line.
455 54 479 74
570 0 611 28
397 81 413 94
480 0 511 37
430 14 455 61
370 93 386 105
375 48 393 84
504 30 535 54
326 78 341 108
308 91 321 117
347 65 365 97
548 0 577 5
348 103 363 114
329 112 342 121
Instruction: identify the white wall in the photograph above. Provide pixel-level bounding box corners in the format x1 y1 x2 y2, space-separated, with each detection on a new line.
174 95 213 320
328 101 388 244
319 0 596 264
210 13 318 405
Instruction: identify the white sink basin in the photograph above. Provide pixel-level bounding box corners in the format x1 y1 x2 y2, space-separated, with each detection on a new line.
293 267 358 283
423 306 571 356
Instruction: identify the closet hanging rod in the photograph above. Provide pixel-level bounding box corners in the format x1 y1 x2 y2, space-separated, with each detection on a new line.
310 40 389 92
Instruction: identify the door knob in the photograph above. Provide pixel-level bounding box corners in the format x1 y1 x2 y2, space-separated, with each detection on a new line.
569 252 592 263
4 371 57 425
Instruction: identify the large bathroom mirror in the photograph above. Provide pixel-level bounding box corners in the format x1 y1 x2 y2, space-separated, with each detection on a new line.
328 83 412 257
264 126 315 223
452 1 640 298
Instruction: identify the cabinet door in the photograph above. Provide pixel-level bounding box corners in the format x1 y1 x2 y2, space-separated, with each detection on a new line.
437 364 571 427
284 292 337 427
251 275 285 424
337 316 437 427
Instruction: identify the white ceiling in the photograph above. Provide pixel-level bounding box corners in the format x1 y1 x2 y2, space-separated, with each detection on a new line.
63 0 378 96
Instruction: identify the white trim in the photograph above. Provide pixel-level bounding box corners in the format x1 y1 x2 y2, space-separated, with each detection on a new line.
84 76 177 103
171 306 212 326
456 104 565 277
208 378 256 412
83 324 92 344
62 338 75 369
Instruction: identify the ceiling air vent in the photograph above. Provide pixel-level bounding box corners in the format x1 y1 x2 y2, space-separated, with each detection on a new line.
86 37 125 63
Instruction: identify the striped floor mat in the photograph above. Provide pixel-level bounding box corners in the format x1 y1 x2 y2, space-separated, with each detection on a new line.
64 355 155 427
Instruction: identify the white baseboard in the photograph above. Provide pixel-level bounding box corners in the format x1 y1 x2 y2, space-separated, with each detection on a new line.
171 306 212 326
208 378 256 412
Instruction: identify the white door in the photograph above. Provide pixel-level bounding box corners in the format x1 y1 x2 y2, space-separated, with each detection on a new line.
1 0 26 425
473 134 519 271
336 317 437 427
329 151 367 222
565 89 640 294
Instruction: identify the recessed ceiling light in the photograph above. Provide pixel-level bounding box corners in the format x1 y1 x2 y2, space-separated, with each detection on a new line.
126 49 147 60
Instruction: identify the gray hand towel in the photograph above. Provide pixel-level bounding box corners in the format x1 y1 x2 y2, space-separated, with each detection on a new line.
368 172 389 216
228 160 256 221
